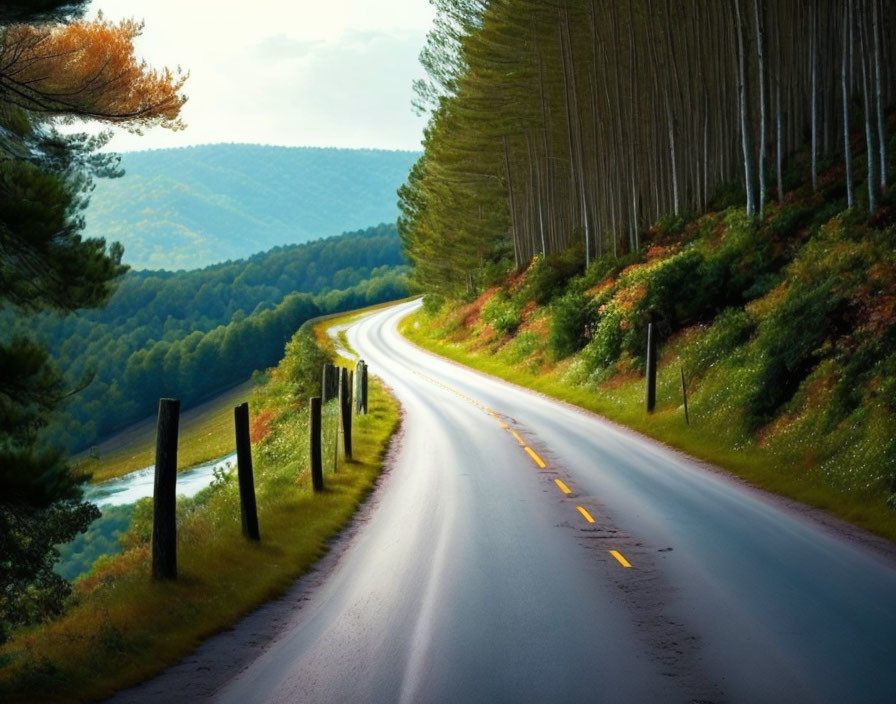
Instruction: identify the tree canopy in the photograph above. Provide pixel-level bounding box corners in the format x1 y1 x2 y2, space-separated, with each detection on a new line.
399 0 895 295
0 6 186 640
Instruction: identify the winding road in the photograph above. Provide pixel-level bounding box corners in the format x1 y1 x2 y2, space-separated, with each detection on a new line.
113 299 896 703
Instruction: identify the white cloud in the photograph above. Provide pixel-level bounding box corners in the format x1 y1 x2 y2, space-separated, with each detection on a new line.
83 0 434 150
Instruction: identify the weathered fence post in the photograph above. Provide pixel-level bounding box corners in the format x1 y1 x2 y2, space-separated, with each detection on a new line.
329 363 338 399
152 398 179 580
310 396 324 492
361 362 368 414
339 366 352 459
645 322 657 413
348 369 354 410
355 361 364 415
322 363 333 402
680 366 690 426
234 402 260 540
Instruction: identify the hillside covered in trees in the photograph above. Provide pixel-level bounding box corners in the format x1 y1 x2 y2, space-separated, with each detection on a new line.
401 0 894 291
4 224 407 452
401 0 896 529
86 145 420 270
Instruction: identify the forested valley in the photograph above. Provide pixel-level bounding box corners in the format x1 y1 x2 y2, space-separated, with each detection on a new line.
4 224 407 453
401 0 896 531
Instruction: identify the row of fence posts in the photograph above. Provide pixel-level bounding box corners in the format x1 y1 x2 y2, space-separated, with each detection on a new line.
151 358 369 581
644 321 689 425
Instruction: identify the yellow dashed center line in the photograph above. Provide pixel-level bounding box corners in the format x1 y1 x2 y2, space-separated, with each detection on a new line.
524 446 547 468
554 479 572 495
576 506 595 524
609 550 632 568
410 367 639 572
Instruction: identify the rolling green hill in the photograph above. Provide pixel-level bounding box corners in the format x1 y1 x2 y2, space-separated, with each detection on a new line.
85 144 420 270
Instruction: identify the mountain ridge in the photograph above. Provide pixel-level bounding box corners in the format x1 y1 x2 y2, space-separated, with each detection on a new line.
85 143 420 271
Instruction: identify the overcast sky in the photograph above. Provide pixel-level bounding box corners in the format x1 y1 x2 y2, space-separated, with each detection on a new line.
85 0 434 151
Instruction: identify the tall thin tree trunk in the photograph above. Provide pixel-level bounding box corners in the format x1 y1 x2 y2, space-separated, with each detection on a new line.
563 9 591 267
810 1 819 190
859 0 877 212
754 0 767 218
872 0 887 189
775 2 784 202
734 0 755 215
503 135 521 269
843 0 855 208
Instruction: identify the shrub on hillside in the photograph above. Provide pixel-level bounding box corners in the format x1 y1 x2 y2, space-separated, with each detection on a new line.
518 247 584 305
580 304 625 375
549 291 595 359
684 308 753 375
481 292 522 334
422 294 445 316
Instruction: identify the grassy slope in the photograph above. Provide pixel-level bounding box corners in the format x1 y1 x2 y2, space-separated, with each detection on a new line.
76 381 253 483
402 207 896 544
0 308 401 703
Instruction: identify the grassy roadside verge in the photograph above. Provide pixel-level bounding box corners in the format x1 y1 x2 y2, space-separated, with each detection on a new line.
0 313 400 703
400 310 896 544
76 299 415 485
75 382 253 483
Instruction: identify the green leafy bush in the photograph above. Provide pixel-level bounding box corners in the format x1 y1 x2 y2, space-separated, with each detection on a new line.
684 308 753 375
481 292 522 334
422 293 445 316
549 291 595 359
746 283 835 425
519 247 584 305
580 305 625 374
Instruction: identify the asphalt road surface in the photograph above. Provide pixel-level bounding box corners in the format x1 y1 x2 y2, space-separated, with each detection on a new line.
113 299 896 703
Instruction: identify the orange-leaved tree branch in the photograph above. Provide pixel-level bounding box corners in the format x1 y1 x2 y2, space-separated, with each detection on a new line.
0 17 187 129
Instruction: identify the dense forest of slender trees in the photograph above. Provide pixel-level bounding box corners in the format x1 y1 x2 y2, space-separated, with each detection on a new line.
399 0 895 295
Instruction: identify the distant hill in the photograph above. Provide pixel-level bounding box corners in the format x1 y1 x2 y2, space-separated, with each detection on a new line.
84 144 420 270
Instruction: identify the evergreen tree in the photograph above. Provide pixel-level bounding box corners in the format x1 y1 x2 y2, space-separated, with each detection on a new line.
0 5 185 641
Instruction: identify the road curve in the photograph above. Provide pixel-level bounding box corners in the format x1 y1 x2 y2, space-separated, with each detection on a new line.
112 300 896 703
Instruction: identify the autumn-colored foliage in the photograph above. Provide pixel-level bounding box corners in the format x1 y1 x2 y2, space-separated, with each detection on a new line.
0 17 187 128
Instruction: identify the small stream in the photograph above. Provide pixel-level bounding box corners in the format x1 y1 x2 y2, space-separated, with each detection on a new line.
84 452 237 507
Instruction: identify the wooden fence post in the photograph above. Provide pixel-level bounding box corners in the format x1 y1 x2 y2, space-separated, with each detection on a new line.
355 361 364 414
361 362 368 414
339 366 352 459
680 366 690 425
234 402 260 540
152 398 179 580
348 369 354 411
645 323 657 413
310 396 324 491
322 363 332 402
331 364 339 399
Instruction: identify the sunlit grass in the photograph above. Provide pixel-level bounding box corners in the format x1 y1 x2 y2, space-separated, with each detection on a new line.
401 310 896 544
75 382 254 483
0 320 400 703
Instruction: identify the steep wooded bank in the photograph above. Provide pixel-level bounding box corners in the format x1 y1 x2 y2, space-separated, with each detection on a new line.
405 129 896 538
400 0 896 535
1 224 407 452
400 0 895 294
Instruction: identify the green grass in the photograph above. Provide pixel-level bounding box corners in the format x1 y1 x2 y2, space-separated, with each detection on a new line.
400 310 896 544
0 319 400 703
75 382 254 483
